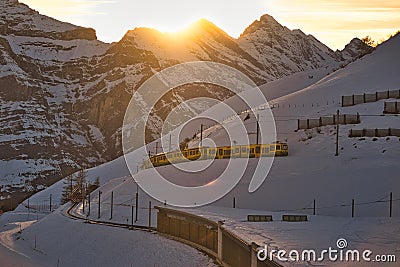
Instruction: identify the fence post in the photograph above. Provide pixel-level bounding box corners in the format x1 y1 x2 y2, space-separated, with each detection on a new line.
135 184 139 222
313 199 316 215
352 199 355 218
375 92 378 101
297 119 300 130
218 221 224 261
363 93 366 103
357 112 360 123
307 119 310 129
110 191 113 220
389 192 393 218
352 94 355 106
131 205 134 226
98 191 101 219
335 110 339 156
88 189 91 216
233 197 236 208
251 242 258 267
148 201 152 230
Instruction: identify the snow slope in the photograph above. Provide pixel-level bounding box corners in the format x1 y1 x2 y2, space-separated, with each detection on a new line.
0 206 215 267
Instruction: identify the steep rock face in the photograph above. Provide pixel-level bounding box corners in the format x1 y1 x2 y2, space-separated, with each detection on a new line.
0 1 365 208
238 15 341 78
0 0 96 41
337 37 374 60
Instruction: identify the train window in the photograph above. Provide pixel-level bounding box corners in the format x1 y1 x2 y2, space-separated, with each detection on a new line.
283 145 288 150
250 148 254 153
270 145 275 151
242 147 246 153
276 145 281 150
219 149 223 155
235 148 239 153
224 150 231 155
255 146 260 153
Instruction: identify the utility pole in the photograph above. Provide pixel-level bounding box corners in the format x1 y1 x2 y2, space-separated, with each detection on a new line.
335 110 339 156
200 124 203 147
155 142 158 155
256 114 260 145
49 194 52 212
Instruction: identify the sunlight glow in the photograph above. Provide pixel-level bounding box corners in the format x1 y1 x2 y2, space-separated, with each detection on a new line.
19 0 400 49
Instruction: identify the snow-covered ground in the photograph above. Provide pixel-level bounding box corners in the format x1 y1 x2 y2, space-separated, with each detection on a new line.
2 33 399 267
182 206 400 266
0 205 216 267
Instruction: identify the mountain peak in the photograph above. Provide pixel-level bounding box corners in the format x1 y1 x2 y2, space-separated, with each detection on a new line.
240 14 284 37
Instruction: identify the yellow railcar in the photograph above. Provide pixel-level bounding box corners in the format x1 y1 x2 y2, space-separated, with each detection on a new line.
143 142 288 168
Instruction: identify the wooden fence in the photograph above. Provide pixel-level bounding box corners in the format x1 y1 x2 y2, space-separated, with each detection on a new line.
298 113 360 130
342 89 400 107
349 128 400 138
384 102 399 114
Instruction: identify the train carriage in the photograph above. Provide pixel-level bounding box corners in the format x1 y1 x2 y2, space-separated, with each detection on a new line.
142 142 288 169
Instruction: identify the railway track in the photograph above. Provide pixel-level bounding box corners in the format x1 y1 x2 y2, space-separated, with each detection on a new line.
64 202 156 231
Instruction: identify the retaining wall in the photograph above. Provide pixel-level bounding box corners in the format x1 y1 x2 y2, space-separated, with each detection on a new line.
155 207 281 267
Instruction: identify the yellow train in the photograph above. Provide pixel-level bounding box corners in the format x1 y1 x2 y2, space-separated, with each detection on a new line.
142 142 288 168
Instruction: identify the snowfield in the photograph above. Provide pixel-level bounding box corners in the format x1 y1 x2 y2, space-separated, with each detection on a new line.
0 206 216 267
1 30 400 267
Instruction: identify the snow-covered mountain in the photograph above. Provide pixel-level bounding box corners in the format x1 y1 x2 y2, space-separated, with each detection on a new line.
0 0 371 209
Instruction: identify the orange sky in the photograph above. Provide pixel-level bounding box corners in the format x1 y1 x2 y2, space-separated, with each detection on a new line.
20 0 400 50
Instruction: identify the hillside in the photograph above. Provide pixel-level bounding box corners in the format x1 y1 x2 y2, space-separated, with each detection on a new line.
23 33 400 216
0 0 372 208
